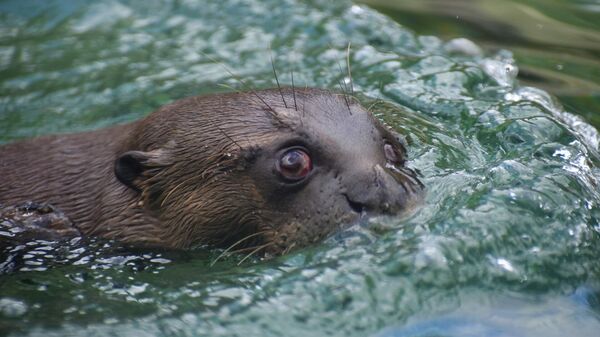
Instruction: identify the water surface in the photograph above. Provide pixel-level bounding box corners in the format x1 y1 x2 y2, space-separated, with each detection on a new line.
1 0 599 336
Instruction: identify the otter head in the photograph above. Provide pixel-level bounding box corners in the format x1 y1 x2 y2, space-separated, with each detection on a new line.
113 88 423 256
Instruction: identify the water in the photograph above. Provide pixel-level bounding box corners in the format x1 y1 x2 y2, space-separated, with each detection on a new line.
1 0 600 336
362 0 600 129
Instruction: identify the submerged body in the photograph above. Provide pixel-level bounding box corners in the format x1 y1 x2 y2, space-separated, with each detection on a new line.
0 88 423 255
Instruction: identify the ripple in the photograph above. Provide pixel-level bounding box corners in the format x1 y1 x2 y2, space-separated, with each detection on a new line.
1 0 599 336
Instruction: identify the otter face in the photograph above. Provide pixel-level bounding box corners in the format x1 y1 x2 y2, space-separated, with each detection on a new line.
114 88 423 256
244 91 424 255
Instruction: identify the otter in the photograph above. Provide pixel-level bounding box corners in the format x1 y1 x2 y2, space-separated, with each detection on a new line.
0 88 423 255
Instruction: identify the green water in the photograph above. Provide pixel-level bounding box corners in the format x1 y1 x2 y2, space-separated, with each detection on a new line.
1 0 600 336
362 0 600 129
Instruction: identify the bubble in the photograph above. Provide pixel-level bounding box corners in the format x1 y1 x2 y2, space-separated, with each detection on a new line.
0 298 28 317
480 59 519 87
444 38 483 56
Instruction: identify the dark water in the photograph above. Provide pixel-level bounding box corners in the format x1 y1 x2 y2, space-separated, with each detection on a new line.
1 0 600 336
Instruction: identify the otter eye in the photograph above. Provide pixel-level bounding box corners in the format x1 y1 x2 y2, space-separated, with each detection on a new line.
277 149 312 181
384 143 404 165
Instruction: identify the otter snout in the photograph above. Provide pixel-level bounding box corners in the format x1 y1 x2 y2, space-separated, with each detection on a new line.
343 164 424 216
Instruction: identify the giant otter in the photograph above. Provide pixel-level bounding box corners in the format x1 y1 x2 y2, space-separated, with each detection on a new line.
0 88 423 255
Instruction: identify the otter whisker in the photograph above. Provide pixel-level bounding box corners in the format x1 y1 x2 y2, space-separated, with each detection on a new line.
337 79 352 115
160 180 188 208
400 167 425 189
335 61 352 115
367 80 385 113
228 243 268 254
336 60 349 96
346 42 354 95
270 48 288 109
282 242 296 255
210 230 270 266
216 125 242 151
291 68 298 111
366 100 383 113
217 83 240 92
237 243 273 265
243 87 277 118
324 43 352 115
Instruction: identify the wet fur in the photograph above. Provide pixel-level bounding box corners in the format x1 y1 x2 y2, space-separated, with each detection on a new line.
1 90 341 249
0 87 423 254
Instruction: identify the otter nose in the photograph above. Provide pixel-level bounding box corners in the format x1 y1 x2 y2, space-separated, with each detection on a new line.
343 164 423 215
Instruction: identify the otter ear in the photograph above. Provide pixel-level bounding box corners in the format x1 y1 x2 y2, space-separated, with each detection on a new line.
114 149 171 191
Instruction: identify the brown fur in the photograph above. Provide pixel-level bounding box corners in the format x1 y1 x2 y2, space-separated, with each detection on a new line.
0 88 423 254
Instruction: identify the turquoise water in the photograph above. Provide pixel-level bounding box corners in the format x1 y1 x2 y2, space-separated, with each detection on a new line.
1 0 600 336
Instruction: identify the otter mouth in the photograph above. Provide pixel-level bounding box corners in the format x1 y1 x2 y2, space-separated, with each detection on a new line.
344 194 366 214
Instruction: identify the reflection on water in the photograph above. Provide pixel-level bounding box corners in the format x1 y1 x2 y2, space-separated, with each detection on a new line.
1 0 600 336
